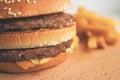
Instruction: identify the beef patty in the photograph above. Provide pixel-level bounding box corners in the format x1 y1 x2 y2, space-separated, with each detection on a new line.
0 13 74 32
0 40 72 62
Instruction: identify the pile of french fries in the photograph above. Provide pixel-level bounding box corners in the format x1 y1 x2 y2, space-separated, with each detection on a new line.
74 7 119 49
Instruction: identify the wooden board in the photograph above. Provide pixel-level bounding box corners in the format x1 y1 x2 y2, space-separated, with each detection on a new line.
0 42 120 80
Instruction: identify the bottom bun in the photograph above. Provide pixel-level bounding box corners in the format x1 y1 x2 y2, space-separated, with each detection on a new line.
0 53 67 73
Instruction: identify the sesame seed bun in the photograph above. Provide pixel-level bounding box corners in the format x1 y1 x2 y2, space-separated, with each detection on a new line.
0 0 72 19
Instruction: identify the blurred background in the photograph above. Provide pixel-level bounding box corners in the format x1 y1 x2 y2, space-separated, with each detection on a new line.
67 0 120 20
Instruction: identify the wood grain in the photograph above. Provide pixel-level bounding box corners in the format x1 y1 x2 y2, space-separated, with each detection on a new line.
0 42 120 80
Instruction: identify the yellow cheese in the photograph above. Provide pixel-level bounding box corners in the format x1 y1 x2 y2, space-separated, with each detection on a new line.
16 58 51 70
66 35 79 53
30 58 51 65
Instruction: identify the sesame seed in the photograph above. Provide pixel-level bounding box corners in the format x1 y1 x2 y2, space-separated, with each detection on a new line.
8 10 12 14
0 0 3 2
3 7 8 10
26 0 30 3
17 12 22 15
33 0 36 3
0 15 3 18
3 6 22 17
17 0 21 2
8 7 12 11
13 13 17 17
11 0 14 3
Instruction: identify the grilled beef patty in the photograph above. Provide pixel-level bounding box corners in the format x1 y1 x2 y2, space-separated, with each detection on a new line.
0 13 74 32
0 40 72 62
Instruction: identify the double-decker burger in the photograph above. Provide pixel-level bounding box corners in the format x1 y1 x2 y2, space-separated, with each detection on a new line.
0 0 76 73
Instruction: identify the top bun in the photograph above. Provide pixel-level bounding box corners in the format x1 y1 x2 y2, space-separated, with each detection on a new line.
0 0 72 19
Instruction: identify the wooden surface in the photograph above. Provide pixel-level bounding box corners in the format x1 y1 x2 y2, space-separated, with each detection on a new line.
0 42 120 80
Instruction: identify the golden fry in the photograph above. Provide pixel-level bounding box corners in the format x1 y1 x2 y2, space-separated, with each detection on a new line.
88 36 97 49
97 36 107 49
74 7 119 49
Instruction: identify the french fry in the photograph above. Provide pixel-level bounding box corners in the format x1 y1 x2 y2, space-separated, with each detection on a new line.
87 36 97 49
74 7 119 49
97 36 107 49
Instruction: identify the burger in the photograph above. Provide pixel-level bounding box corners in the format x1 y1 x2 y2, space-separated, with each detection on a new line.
0 0 76 73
